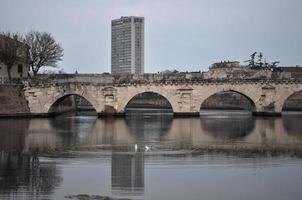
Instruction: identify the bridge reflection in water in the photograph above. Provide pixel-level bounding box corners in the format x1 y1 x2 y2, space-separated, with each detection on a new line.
1 111 301 150
0 111 302 199
200 113 255 139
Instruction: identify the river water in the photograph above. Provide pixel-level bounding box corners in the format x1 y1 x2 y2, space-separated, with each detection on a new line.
0 110 302 200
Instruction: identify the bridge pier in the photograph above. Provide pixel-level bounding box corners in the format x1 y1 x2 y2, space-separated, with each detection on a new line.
173 112 200 118
252 111 282 117
98 112 125 118
98 111 202 118
23 110 284 118
98 111 283 118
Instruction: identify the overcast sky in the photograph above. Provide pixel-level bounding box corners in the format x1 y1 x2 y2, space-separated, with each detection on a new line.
1 0 301 73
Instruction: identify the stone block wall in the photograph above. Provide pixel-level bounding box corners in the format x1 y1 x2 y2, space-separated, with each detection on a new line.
0 85 29 115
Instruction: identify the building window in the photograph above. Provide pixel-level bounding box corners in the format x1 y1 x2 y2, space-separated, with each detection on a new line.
18 64 23 74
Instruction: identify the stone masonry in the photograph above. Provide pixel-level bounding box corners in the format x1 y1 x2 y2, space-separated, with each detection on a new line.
22 74 302 116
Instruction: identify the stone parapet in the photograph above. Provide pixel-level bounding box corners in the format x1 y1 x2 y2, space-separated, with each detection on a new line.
21 74 301 88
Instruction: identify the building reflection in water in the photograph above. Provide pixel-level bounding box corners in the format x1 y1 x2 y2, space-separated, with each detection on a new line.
110 110 172 198
111 149 145 197
0 119 62 200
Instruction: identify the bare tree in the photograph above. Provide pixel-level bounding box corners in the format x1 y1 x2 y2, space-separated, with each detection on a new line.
25 31 63 75
0 32 24 81
41 68 66 74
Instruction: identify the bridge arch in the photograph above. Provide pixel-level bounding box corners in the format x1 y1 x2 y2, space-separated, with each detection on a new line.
199 89 257 112
121 91 175 113
281 90 302 112
47 93 97 115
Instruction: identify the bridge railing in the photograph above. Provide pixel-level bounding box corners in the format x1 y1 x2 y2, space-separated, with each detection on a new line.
20 77 302 88
19 73 302 86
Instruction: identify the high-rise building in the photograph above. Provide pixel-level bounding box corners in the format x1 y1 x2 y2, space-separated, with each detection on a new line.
111 16 144 74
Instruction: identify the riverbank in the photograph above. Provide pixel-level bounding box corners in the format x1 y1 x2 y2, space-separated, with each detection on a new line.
191 145 302 158
66 194 130 200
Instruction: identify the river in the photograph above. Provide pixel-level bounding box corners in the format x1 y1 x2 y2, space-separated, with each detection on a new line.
0 110 302 200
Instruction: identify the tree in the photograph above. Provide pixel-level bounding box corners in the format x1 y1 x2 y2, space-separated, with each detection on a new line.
245 52 281 71
257 52 263 68
25 31 63 75
41 68 66 74
0 32 24 81
244 52 257 68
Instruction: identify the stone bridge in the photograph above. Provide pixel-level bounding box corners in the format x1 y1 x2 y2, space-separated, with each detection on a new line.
22 75 302 117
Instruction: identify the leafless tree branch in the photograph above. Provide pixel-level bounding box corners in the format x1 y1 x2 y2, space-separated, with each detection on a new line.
25 31 64 75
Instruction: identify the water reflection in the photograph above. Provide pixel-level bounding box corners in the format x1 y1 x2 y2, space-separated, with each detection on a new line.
49 112 97 148
0 119 62 200
17 111 302 151
111 150 144 196
0 111 302 199
0 148 61 199
0 119 29 151
282 114 302 139
125 110 173 140
200 115 255 140
0 156 61 200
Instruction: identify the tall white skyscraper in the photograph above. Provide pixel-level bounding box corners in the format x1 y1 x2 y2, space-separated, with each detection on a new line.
111 16 144 74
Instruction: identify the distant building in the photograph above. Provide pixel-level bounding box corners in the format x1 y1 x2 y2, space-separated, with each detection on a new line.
210 61 241 69
203 61 275 80
111 16 144 74
201 61 302 80
280 66 302 72
279 66 302 80
0 34 30 81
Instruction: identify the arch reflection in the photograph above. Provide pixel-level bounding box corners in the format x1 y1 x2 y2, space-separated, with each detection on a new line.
125 112 173 139
200 115 255 140
282 115 302 139
49 113 97 147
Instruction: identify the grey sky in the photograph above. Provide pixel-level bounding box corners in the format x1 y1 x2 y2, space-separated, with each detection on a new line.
0 0 301 73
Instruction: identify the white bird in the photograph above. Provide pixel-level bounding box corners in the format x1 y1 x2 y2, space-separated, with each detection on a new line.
134 144 138 152
145 145 151 151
